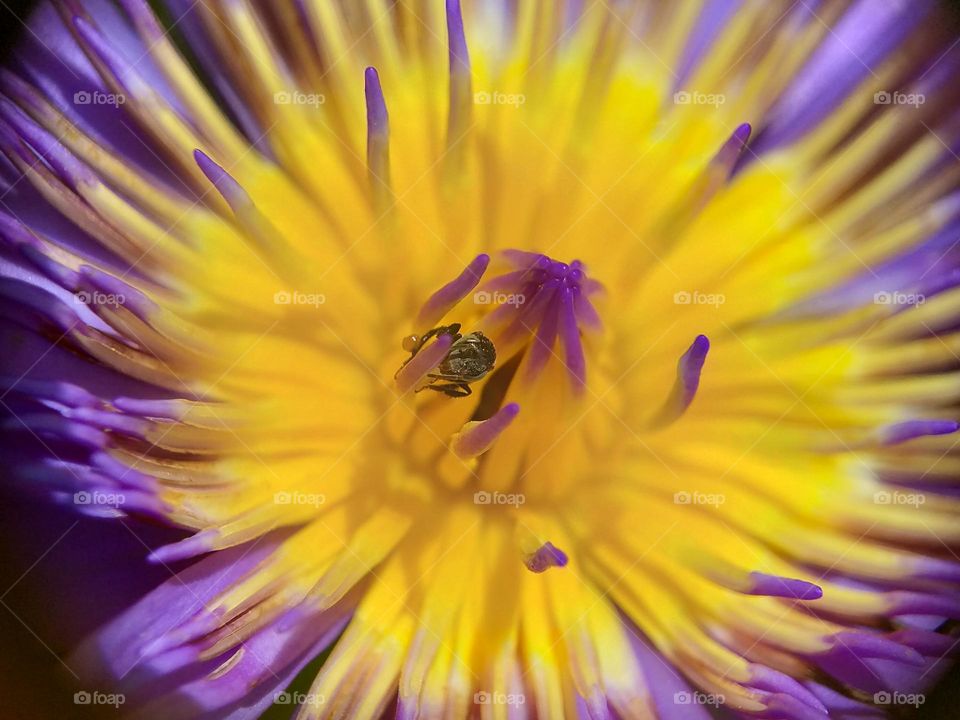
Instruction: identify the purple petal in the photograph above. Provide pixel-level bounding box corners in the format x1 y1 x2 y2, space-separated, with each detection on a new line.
649 335 710 428
559 286 587 392
445 0 473 146
524 286 562 381
524 541 569 573
147 529 219 564
626 625 714 720
451 402 520 459
194 149 250 209
395 333 454 394
878 419 959 446
746 572 823 601
748 664 828 714
365 66 391 192
415 254 489 330
755 0 932 150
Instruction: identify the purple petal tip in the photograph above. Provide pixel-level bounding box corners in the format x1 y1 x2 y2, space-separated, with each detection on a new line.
829 631 925 666
364 66 388 135
193 149 249 208
415 254 490 329
712 124 753 172
147 530 217 564
452 402 520 458
879 419 959 446
748 665 829 715
649 335 710 428
747 572 823 600
193 148 220 180
395 334 454 394
524 542 569 573
446 0 470 70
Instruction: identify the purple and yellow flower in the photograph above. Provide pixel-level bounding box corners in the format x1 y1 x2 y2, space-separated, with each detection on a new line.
2 0 960 717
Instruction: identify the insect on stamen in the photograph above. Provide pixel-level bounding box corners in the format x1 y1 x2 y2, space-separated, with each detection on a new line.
395 323 497 398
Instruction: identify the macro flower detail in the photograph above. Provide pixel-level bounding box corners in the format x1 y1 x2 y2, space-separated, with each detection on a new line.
0 1 959 719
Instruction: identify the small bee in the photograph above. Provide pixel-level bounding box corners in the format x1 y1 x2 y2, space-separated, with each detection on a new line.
396 323 496 397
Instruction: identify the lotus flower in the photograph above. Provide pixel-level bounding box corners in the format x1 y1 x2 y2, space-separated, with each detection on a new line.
1 0 959 718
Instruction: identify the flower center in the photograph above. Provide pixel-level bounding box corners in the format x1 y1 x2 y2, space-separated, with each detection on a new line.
386 250 609 506
381 246 716 535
